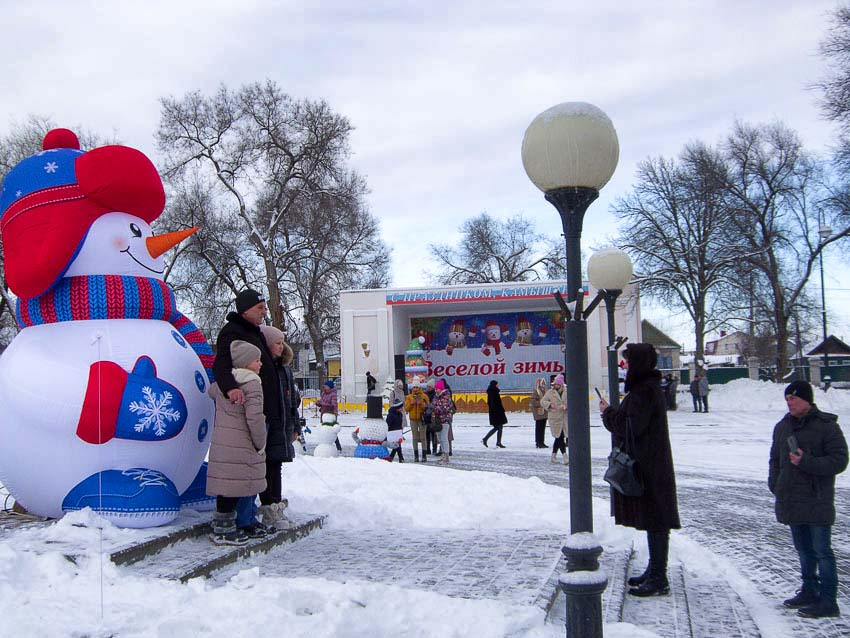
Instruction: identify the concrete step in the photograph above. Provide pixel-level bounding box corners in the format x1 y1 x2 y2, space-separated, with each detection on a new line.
123 514 326 582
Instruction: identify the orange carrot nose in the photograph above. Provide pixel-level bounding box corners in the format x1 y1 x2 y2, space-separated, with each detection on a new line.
146 227 199 259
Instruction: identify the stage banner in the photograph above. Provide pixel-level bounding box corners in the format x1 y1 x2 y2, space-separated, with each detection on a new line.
410 310 567 392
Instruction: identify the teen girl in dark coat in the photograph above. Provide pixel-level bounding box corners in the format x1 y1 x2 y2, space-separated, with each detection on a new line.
482 380 508 448
258 325 301 528
600 343 680 597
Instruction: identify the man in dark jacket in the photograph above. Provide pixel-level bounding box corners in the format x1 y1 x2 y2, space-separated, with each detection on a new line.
769 380 848 619
366 371 377 395
212 289 283 537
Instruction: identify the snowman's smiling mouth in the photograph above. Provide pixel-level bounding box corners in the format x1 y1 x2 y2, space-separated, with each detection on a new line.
121 247 165 274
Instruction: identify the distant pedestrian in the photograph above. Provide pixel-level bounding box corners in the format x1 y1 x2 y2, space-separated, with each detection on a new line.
424 378 438 455
385 398 405 462
530 377 548 448
599 343 680 597
441 377 456 456
366 371 377 395
390 378 408 430
541 374 568 464
698 374 709 413
431 379 455 465
319 380 342 451
769 380 848 619
482 379 507 448
689 375 701 412
665 374 678 411
405 382 430 462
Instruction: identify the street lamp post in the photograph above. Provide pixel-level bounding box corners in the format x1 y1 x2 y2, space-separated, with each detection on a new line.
588 249 634 409
522 102 619 638
819 224 832 389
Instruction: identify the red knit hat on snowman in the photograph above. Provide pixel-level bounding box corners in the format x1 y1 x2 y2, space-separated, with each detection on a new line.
0 129 166 298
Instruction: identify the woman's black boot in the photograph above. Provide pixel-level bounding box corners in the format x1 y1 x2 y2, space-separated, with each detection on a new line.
629 530 670 597
627 565 650 587
629 577 670 597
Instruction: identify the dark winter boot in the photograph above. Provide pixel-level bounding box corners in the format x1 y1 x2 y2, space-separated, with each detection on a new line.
241 520 269 539
629 577 670 597
783 588 821 608
210 511 249 546
398 449 405 463
414 449 420 463
630 530 670 597
628 565 651 587
798 599 840 618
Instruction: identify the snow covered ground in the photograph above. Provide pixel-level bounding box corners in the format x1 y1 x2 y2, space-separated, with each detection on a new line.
1 379 848 637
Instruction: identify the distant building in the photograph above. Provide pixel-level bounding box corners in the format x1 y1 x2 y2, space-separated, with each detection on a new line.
340 280 642 401
704 330 749 363
641 320 681 370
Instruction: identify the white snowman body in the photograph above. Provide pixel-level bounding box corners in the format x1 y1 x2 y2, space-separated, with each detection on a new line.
0 318 213 518
0 212 214 525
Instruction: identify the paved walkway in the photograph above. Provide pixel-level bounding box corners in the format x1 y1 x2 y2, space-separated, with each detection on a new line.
206 437 849 637
4 429 847 636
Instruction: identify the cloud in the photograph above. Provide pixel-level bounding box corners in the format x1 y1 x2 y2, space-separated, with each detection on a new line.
0 1 843 347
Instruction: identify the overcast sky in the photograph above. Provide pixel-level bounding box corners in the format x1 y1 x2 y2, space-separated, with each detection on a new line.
1 1 847 349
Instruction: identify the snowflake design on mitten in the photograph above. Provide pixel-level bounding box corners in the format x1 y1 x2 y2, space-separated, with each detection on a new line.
129 386 183 436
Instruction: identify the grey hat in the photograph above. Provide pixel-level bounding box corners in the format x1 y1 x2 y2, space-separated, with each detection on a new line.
230 340 261 369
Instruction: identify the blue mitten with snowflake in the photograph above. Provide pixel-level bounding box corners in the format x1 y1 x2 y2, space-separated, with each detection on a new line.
76 355 187 444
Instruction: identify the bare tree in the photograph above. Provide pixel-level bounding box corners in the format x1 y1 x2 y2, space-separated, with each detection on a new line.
815 4 850 169
713 121 850 376
281 189 389 384
156 80 389 365
612 143 741 362
429 212 562 284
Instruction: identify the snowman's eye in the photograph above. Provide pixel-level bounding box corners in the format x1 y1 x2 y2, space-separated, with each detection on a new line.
130 223 142 238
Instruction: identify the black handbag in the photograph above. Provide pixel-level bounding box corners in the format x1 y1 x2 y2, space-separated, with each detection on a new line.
604 418 643 497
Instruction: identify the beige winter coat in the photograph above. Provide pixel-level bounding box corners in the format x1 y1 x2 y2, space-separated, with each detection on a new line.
206 368 268 497
541 386 567 437
529 382 547 420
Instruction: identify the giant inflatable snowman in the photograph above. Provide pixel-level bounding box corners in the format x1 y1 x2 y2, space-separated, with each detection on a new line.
0 129 215 527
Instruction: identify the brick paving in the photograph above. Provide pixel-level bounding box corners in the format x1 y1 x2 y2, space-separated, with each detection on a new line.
4 424 848 636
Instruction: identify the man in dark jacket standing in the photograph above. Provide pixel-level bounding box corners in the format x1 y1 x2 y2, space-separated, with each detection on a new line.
213 289 283 537
769 380 848 619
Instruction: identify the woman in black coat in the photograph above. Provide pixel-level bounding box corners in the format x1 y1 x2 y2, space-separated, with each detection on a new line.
482 380 508 448
258 325 301 529
599 343 680 597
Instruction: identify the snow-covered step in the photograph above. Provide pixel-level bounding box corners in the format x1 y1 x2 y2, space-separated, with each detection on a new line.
545 546 631 626
123 514 325 582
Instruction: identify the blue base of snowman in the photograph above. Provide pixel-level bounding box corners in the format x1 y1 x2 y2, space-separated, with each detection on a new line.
352 417 390 460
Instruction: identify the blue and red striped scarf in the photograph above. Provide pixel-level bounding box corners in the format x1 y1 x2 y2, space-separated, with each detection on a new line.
16 275 214 381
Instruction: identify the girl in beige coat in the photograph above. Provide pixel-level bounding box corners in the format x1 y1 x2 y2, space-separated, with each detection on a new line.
530 377 548 448
207 340 268 545
541 374 568 464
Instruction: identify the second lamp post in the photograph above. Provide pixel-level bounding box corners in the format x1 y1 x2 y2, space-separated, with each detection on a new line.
588 248 633 409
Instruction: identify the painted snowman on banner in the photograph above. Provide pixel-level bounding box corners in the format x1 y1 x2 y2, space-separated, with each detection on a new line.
0 129 215 527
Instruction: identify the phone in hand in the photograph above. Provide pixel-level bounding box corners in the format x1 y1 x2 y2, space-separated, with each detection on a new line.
787 434 799 453
594 387 604 400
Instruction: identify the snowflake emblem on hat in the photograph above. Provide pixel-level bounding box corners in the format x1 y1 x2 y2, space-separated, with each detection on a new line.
129 386 183 437
44 161 58 173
